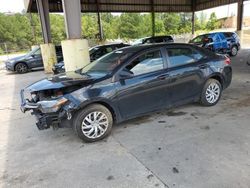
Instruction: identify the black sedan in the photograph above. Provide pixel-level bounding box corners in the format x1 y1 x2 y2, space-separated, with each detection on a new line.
5 46 63 74
20 43 232 142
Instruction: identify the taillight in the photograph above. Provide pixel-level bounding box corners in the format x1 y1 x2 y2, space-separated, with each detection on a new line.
225 57 231 65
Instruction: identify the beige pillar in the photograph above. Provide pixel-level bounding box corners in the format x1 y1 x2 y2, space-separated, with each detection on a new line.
61 39 90 72
40 43 57 73
236 30 244 47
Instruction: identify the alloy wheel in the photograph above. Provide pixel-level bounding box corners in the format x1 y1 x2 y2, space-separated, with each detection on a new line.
81 111 109 139
205 82 221 104
16 63 28 73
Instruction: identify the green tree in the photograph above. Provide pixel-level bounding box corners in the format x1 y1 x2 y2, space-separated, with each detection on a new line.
206 12 219 30
118 13 143 39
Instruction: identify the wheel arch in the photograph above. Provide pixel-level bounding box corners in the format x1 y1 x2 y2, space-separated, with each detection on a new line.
207 73 224 88
78 99 120 123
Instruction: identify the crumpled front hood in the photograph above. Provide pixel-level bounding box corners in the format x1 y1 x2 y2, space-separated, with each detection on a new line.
26 71 95 92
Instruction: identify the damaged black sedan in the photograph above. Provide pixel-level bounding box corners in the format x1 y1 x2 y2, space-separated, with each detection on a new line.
20 44 232 142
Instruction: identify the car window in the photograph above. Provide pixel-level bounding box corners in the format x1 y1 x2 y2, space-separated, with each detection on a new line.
106 47 113 53
223 32 233 38
125 50 164 76
153 38 164 43
167 48 200 68
144 38 153 44
192 35 208 43
33 49 41 55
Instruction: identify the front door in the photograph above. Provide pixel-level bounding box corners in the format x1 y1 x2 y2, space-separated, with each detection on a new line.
28 48 43 68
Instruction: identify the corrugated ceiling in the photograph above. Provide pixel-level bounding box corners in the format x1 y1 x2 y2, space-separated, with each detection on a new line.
24 0 242 13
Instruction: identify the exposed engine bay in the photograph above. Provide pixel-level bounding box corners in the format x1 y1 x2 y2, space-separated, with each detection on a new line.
20 74 93 130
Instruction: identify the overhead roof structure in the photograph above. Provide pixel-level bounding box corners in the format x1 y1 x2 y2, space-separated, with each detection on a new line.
24 0 241 13
23 0 247 74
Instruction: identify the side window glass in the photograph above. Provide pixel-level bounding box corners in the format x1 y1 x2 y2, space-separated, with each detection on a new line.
106 47 113 53
33 49 41 56
193 50 203 60
154 38 164 43
125 50 164 76
167 48 197 68
144 39 152 44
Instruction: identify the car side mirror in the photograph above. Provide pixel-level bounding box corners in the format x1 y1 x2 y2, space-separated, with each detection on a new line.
119 69 134 80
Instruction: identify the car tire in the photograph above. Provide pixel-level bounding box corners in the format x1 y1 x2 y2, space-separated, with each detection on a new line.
15 62 28 74
73 104 113 142
200 79 222 106
230 46 238 56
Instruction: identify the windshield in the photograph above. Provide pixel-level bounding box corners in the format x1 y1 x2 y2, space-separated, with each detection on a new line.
81 50 131 76
25 47 40 57
191 34 209 43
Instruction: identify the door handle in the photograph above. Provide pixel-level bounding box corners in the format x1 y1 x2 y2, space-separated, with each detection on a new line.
199 64 208 69
157 74 169 80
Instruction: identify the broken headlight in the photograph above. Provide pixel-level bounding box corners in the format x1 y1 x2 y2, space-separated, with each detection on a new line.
37 97 68 113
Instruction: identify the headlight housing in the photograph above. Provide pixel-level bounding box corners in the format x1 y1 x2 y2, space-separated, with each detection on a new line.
38 97 68 113
8 60 16 64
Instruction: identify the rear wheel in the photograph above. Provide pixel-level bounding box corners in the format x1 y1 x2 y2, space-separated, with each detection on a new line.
73 104 113 142
200 79 222 106
230 46 238 56
15 63 28 74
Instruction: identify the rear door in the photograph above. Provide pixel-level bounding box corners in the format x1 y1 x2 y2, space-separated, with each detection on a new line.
116 48 169 119
165 47 206 105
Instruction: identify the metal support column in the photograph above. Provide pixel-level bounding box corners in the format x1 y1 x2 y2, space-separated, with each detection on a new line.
36 0 51 43
237 0 244 31
62 0 82 39
151 0 155 37
191 0 196 35
97 0 104 41
191 11 195 35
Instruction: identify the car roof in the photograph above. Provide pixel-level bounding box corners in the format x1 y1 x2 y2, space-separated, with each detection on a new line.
117 43 198 54
93 43 128 48
142 35 172 40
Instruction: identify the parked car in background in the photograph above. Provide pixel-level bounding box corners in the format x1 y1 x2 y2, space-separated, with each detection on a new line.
132 35 174 45
52 43 130 74
21 43 232 142
5 46 63 74
222 32 241 56
189 32 240 56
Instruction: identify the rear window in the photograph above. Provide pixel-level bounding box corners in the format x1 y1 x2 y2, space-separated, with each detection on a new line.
223 32 233 38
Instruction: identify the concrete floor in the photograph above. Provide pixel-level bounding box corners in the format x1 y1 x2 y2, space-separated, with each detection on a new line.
0 50 250 188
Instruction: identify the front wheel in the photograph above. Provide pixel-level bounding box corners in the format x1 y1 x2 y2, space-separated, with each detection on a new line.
200 79 222 106
73 104 113 142
15 63 28 74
